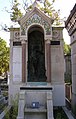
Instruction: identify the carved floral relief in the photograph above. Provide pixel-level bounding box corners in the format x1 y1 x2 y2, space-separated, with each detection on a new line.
21 14 51 35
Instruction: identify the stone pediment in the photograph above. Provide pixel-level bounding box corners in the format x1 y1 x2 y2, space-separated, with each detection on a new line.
19 7 53 25
18 6 54 35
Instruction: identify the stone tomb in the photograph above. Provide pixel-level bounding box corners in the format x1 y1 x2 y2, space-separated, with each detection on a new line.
65 4 76 116
9 1 65 119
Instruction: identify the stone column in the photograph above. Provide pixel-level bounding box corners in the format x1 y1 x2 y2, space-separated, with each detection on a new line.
47 91 54 119
22 40 26 83
46 40 51 82
17 91 25 119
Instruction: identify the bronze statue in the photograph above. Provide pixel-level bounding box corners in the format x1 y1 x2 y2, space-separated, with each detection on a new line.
28 30 46 82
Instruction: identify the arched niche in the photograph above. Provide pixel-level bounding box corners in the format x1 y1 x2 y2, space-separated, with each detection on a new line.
27 25 46 82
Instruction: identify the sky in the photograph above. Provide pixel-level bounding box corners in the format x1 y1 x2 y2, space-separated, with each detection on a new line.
0 0 76 46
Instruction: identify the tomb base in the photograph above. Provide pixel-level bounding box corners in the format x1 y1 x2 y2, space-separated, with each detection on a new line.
17 84 54 119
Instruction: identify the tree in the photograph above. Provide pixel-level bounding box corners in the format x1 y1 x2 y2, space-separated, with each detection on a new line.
10 0 62 25
0 38 9 75
41 0 61 25
64 41 71 55
10 0 23 22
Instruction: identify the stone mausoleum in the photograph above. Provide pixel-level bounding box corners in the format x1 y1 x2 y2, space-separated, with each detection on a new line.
65 4 76 116
9 1 65 119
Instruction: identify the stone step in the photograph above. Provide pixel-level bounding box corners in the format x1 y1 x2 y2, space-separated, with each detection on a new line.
24 108 47 113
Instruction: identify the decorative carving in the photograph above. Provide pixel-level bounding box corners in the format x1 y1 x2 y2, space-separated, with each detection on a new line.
14 31 20 40
21 14 51 36
52 30 60 39
21 27 26 35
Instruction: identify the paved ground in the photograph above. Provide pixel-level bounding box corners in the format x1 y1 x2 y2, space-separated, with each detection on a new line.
63 107 75 119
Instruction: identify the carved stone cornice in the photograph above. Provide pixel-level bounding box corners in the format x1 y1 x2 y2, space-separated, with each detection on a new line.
65 4 76 36
9 28 20 41
52 26 64 40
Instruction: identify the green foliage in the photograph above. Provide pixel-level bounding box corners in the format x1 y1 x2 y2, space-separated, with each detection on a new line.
56 113 61 119
5 96 18 119
64 42 71 55
10 0 22 22
0 103 5 113
10 0 62 25
54 107 68 119
64 73 72 84
41 0 61 25
0 37 9 75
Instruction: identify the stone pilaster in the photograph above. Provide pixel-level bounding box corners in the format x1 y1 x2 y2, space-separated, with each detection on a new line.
46 40 51 82
47 92 54 119
22 40 26 83
17 91 25 119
